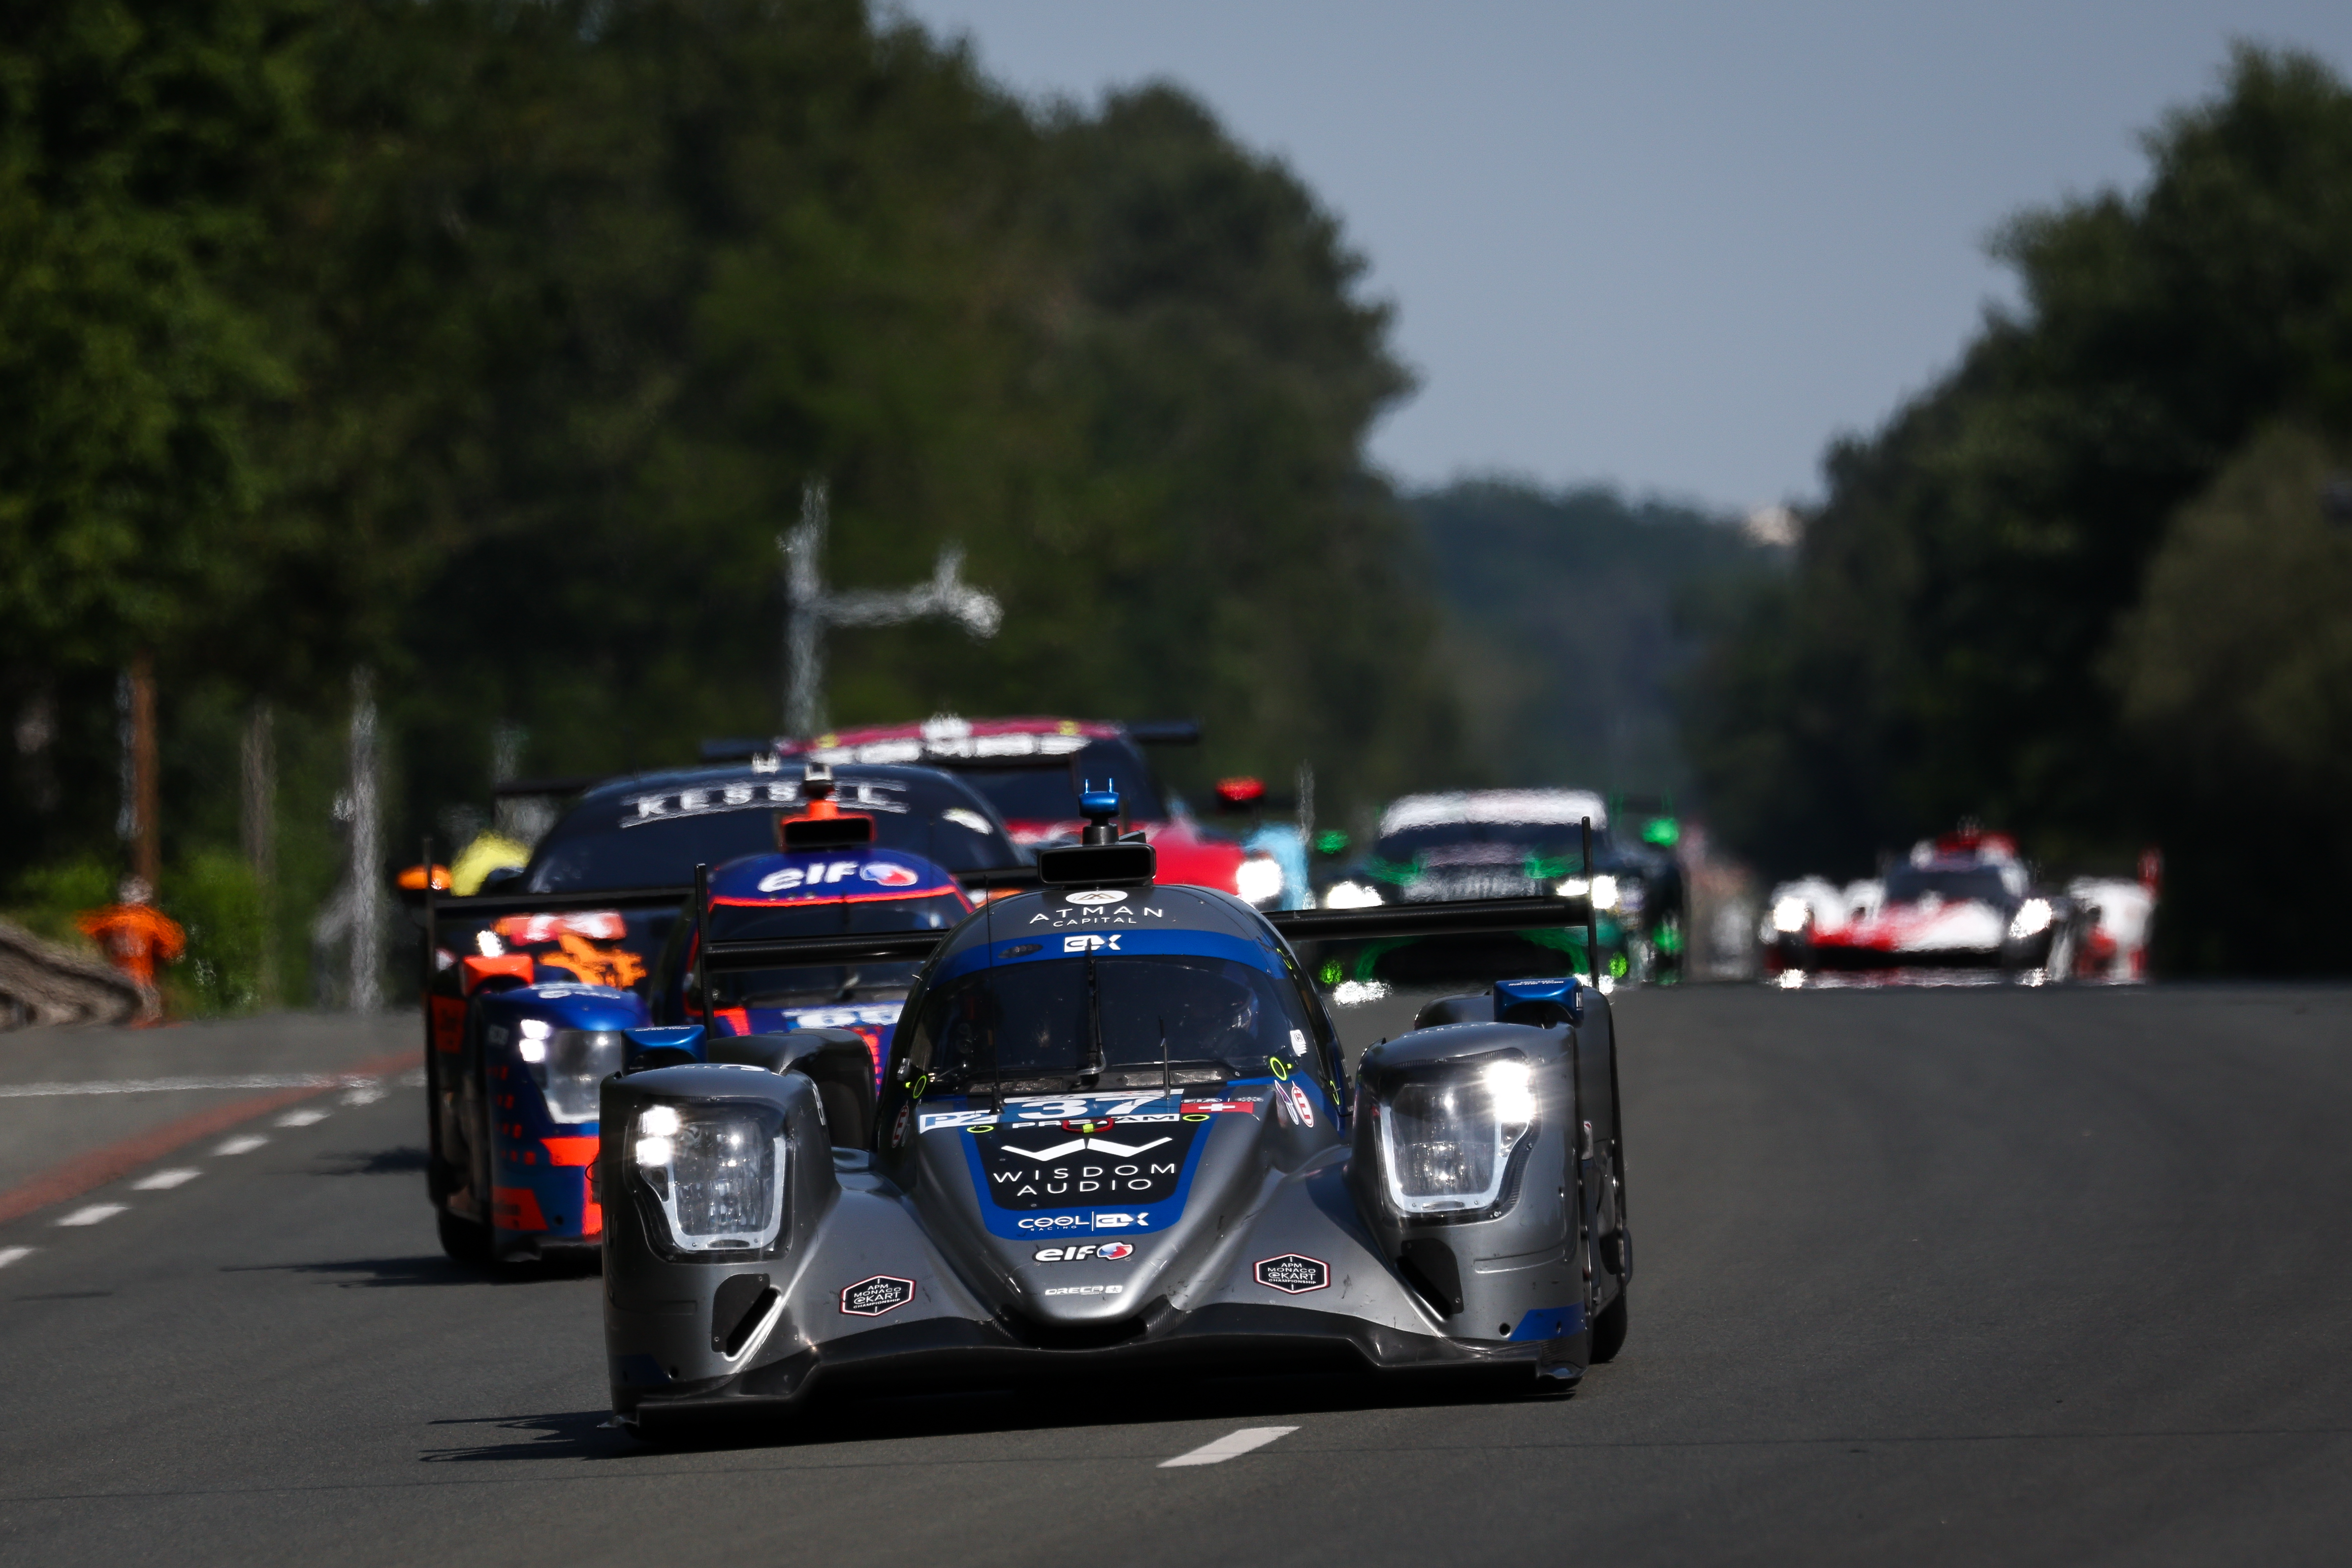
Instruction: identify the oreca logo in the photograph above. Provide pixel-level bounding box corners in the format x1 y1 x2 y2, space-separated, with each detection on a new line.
1064 889 1126 906
860 862 922 888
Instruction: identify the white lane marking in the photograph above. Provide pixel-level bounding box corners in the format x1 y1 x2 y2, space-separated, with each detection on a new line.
340 1083 384 1107
0 1074 346 1098
0 1246 33 1269
1159 1426 1300 1468
132 1168 202 1190
276 1108 329 1127
213 1135 269 1156
56 1204 128 1227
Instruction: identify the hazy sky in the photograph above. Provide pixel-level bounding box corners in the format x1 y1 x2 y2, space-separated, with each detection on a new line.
888 1 2352 513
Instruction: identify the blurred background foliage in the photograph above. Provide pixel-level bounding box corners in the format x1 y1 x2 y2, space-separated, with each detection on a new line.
1687 46 2352 973
3 4 2349 998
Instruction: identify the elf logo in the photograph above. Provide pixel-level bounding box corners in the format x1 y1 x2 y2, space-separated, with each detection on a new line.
758 861 864 893
1033 1242 1136 1262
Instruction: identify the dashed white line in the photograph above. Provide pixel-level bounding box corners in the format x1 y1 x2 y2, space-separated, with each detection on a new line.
132 1168 203 1190
56 1203 128 1227
1159 1426 1300 1468
0 1074 346 1099
213 1135 269 1157
276 1108 329 1128
0 1246 33 1269
340 1084 385 1107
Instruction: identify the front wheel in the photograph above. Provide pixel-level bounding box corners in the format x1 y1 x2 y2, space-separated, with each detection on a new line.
438 1207 491 1265
1590 1286 1628 1363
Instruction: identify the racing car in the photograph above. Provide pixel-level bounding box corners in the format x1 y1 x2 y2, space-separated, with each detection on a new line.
596 788 1630 1435
410 765 1019 1263
646 825 973 1082
1761 827 2084 979
777 715 1290 910
1314 790 1648 987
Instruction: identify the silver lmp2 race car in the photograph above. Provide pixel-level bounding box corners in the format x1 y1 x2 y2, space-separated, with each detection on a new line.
596 787 1630 1436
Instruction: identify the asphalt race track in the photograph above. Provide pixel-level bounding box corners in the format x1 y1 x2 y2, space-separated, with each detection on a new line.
5 985 2352 1566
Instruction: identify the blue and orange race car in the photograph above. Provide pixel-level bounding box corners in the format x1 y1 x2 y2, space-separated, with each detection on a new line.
413 766 1018 1264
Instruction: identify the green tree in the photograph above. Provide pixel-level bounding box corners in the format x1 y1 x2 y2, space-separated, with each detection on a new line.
1687 46 2352 968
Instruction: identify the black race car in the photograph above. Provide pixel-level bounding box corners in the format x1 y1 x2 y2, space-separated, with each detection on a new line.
595 788 1631 1436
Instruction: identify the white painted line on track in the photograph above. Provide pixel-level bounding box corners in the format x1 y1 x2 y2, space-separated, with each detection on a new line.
0 1246 33 1269
56 1203 128 1227
132 1168 202 1190
340 1084 384 1107
213 1135 269 1157
276 1108 329 1127
0 1074 351 1099
1159 1427 1300 1468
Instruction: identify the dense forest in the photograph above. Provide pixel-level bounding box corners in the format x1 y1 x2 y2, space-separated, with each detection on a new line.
1 0 1461 1003
1687 47 2352 971
1407 481 1783 800
8 8 2347 999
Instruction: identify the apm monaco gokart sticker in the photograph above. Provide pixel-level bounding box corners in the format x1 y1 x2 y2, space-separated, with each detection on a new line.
840 1275 917 1316
1253 1253 1330 1294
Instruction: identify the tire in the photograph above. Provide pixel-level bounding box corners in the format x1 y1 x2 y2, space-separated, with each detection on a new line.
1589 1285 1628 1363
438 1207 491 1265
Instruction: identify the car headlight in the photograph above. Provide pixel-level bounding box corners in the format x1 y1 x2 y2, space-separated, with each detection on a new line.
520 1025 625 1123
1771 896 1811 934
2009 898 2054 939
1322 879 1383 910
632 1102 788 1256
1234 853 1285 908
1588 874 1620 912
1375 1056 1539 1217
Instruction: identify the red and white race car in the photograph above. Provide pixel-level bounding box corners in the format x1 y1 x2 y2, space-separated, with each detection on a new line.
1762 829 2086 979
781 716 1287 909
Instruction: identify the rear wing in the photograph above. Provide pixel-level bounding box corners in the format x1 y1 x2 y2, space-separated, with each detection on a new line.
680 891 1600 993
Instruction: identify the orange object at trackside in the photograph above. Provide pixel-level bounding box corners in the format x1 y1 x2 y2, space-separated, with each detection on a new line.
75 903 186 992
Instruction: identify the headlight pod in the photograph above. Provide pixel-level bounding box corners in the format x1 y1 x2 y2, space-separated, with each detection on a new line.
631 1101 789 1258
1321 879 1384 910
2009 897 2055 940
1374 1055 1539 1218
1234 853 1286 908
519 1025 625 1122
1771 895 1812 934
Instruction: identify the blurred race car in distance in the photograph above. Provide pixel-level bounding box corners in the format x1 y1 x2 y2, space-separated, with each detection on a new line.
2066 850 2161 983
1314 790 1649 988
1762 827 2085 979
775 715 1289 910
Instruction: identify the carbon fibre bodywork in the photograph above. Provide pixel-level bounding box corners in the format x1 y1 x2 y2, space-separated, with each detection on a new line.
600 878 1629 1433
